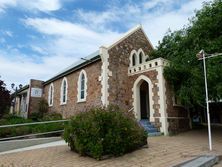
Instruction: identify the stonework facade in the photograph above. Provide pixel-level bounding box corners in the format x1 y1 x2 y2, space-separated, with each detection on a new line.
13 25 191 135
43 60 102 118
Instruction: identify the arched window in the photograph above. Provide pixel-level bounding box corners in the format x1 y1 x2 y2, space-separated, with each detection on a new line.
138 48 145 64
130 50 137 67
132 54 136 66
77 70 87 102
139 52 143 64
48 83 54 106
60 77 68 105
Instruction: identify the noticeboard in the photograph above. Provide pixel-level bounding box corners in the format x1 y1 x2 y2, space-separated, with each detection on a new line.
31 88 42 97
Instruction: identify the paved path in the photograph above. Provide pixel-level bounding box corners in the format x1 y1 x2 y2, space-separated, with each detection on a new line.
0 137 62 152
0 128 222 167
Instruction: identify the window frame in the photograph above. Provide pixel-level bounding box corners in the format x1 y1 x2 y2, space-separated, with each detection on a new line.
138 48 145 64
60 77 68 105
77 70 87 102
48 83 54 106
130 50 138 67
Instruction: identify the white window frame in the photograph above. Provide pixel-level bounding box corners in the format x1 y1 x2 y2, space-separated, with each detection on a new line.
130 50 138 67
48 83 54 107
138 48 145 64
77 70 87 102
60 77 68 105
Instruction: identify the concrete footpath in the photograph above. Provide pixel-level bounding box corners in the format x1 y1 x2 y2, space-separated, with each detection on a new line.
0 137 62 153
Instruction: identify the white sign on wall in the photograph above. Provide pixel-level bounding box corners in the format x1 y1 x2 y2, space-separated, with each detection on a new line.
31 88 43 97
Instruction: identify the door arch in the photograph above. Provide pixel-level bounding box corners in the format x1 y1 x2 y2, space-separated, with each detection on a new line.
133 75 154 120
140 81 149 119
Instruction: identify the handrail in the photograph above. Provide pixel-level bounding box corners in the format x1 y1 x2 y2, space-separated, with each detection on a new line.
0 130 64 141
0 119 69 128
128 107 134 112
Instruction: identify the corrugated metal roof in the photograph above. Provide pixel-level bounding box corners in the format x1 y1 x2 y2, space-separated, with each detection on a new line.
51 50 99 78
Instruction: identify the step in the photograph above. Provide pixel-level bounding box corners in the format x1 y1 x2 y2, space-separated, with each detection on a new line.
140 123 152 127
144 128 158 133
173 155 219 167
141 125 155 129
148 132 162 137
140 119 152 124
139 119 160 134
143 126 158 130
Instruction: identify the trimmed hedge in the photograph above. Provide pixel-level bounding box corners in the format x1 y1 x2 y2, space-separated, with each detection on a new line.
64 106 147 159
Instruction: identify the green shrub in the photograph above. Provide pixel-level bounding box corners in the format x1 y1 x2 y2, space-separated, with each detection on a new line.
64 106 147 159
42 112 62 121
0 114 32 125
0 115 32 138
0 113 65 138
29 112 43 121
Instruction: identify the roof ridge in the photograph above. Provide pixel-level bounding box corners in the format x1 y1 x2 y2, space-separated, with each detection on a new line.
106 24 142 49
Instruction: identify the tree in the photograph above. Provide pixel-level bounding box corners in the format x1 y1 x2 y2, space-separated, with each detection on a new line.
0 78 11 117
151 0 222 107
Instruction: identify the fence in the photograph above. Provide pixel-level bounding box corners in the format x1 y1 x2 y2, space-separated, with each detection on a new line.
0 120 69 142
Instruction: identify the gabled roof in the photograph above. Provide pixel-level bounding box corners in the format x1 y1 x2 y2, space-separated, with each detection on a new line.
106 24 154 49
44 25 153 85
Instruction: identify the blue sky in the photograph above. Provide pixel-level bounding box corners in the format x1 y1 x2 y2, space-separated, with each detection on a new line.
0 0 209 90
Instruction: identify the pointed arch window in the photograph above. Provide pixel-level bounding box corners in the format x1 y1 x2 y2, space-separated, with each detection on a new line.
48 83 54 106
139 52 143 64
130 50 138 67
60 77 68 105
132 54 136 66
138 48 145 64
77 70 87 102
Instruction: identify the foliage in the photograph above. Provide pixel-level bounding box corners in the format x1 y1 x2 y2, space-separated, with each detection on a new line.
29 112 43 121
38 98 49 115
151 0 222 107
29 111 62 121
41 112 62 121
0 79 11 118
63 106 147 160
0 113 65 138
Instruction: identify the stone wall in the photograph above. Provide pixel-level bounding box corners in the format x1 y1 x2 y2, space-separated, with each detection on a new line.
43 61 102 118
106 29 163 128
28 79 44 116
107 28 153 107
129 70 162 129
165 81 190 134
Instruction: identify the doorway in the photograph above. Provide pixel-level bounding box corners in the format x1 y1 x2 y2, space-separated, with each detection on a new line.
140 81 149 119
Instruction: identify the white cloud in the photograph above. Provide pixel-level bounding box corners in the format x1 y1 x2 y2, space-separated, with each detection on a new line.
0 0 61 13
30 45 47 55
20 0 61 12
0 48 79 90
73 0 210 46
24 18 122 56
143 0 173 10
1 17 122 90
142 0 210 45
74 4 142 31
4 30 13 37
1 0 212 89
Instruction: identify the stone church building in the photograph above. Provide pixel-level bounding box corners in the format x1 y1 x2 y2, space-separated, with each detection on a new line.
13 25 190 135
